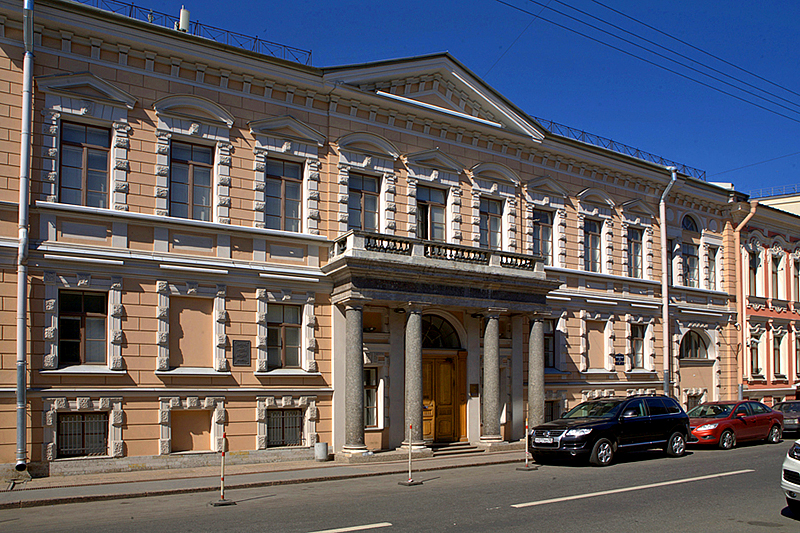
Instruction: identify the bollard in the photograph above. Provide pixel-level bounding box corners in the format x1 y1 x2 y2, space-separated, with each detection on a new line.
517 417 539 471
211 431 236 506
399 423 423 486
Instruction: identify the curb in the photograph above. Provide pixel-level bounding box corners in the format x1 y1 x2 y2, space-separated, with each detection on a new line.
0 457 523 509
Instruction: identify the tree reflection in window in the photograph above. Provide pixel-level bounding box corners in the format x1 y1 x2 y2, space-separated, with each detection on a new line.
680 331 708 359
421 315 461 349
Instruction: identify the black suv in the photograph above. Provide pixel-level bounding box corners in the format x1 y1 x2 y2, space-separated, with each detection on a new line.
529 395 689 466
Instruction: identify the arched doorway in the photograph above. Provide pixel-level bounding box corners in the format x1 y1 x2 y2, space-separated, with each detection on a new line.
421 314 467 443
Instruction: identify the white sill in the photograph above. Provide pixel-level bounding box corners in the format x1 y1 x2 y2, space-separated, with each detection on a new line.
155 367 232 377
52 455 112 462
40 366 126 375
255 368 323 377
580 369 617 375
625 369 658 374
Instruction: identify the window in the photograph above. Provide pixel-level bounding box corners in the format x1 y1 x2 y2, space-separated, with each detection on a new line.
631 324 645 368
265 159 302 232
267 409 303 447
708 246 718 291
533 210 553 265
170 142 213 221
266 304 302 369
57 412 108 457
682 243 699 288
60 122 110 208
682 215 698 232
58 291 107 366
749 252 761 297
680 331 707 359
771 255 784 300
348 174 379 232
364 368 378 428
479 198 502 249
544 319 555 368
584 220 601 272
774 335 784 376
796 337 800 379
794 260 799 302
417 185 446 241
686 394 703 412
627 228 643 278
667 239 674 285
544 400 558 422
751 336 763 375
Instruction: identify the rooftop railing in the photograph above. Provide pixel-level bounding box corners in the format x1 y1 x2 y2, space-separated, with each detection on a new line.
749 184 800 199
531 116 706 181
70 0 312 65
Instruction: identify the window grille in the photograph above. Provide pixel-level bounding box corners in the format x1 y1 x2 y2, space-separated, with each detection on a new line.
57 412 109 457
267 409 303 447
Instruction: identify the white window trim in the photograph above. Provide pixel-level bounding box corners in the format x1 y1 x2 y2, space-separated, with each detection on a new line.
625 314 656 372
42 272 122 371
255 395 318 449
159 396 225 454
748 323 766 379
42 396 123 460
407 169 460 244
254 289 317 373
337 151 396 235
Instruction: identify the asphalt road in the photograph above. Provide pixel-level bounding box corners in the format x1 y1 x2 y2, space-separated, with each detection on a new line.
2 440 798 532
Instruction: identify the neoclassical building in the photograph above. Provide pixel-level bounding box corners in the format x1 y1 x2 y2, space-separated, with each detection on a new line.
0 0 746 477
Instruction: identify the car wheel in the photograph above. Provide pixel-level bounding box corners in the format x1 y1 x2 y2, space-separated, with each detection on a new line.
787 497 800 517
665 432 686 457
590 438 614 466
767 424 782 444
718 429 735 450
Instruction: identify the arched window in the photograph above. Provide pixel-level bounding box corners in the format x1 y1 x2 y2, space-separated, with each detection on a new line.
682 215 699 232
421 315 461 349
680 331 708 359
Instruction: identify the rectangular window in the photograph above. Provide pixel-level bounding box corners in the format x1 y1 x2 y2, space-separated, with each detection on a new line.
169 297 213 368
774 336 783 376
796 337 800 378
682 243 699 287
479 198 502 249
60 122 110 208
686 394 702 412
533 210 553 266
417 185 447 241
364 368 378 428
584 220 601 272
57 412 108 458
708 246 718 291
544 400 558 422
267 409 303 447
751 337 762 375
794 260 800 302
631 324 645 368
667 239 674 285
749 252 760 297
544 319 555 368
170 142 213 221
348 174 379 232
266 304 302 370
265 159 302 232
58 291 107 366
627 228 643 278
587 320 605 370
772 256 781 299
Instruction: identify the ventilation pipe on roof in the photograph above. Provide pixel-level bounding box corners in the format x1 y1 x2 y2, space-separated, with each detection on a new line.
16 0 34 472
661 167 678 397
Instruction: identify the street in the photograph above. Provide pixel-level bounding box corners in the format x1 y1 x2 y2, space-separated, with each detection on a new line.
2 441 798 532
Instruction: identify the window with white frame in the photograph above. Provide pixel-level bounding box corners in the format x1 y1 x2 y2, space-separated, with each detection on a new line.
682 243 699 288
794 259 800 302
267 304 302 370
708 246 719 291
750 334 763 376
364 367 379 428
480 197 502 249
584 219 602 273
771 253 785 300
631 324 645 368
628 228 643 278
533 210 553 266
749 251 762 297
348 174 380 232
58 290 107 366
774 334 785 377
170 141 213 221
59 123 110 208
417 185 447 241
265 159 303 232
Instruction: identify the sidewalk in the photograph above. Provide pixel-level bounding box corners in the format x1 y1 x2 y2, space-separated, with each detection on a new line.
0 450 528 509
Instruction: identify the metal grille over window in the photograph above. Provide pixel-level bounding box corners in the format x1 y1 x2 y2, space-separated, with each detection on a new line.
58 412 109 457
60 122 110 208
267 409 303 447
170 142 213 221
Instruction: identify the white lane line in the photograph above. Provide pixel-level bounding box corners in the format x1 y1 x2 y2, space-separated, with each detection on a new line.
306 522 392 533
511 469 755 508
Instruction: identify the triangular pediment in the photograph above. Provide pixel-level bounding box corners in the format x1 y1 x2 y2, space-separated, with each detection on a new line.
621 199 656 218
323 54 545 141
153 95 234 127
249 116 326 146
36 72 137 109
527 176 568 198
406 148 464 172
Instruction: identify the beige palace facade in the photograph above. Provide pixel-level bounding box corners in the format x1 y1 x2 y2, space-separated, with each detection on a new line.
0 0 743 477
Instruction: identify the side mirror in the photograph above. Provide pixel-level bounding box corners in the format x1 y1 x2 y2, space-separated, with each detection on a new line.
622 409 637 418
735 412 746 418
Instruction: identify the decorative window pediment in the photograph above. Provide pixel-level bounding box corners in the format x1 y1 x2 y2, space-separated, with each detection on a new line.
406 148 462 186
36 72 137 110
249 116 326 147
471 162 520 187
338 132 400 159
578 187 615 218
621 199 655 226
153 95 234 128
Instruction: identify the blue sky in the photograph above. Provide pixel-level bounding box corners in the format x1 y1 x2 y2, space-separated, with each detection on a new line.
145 0 800 195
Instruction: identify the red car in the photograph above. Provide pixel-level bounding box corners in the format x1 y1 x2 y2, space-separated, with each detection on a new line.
687 401 783 449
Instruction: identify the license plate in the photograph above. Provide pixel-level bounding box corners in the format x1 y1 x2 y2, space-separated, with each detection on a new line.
534 437 554 444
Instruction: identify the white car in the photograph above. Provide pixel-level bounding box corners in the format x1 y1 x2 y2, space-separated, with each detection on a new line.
782 439 800 516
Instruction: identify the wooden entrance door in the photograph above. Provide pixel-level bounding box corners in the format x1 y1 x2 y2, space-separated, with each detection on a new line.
422 352 466 443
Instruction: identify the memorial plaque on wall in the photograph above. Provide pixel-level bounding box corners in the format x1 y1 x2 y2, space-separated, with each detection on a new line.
233 340 251 366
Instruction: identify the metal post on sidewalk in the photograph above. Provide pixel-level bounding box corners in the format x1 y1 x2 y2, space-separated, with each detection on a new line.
399 423 422 486
211 431 236 506
517 417 538 471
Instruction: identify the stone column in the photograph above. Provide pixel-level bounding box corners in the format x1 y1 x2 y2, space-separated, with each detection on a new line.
403 306 424 448
481 310 503 442
343 303 367 452
528 316 545 427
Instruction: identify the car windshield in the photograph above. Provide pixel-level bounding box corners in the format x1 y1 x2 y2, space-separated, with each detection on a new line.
686 403 735 418
776 402 800 412
563 400 622 419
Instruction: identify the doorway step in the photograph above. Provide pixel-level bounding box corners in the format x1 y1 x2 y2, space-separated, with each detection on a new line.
429 442 484 457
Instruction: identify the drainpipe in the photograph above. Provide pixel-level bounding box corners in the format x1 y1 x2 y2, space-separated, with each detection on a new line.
735 200 758 401
16 0 34 472
660 167 678 396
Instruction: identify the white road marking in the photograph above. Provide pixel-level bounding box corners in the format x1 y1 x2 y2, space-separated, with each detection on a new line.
511 469 755 508
307 522 392 533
